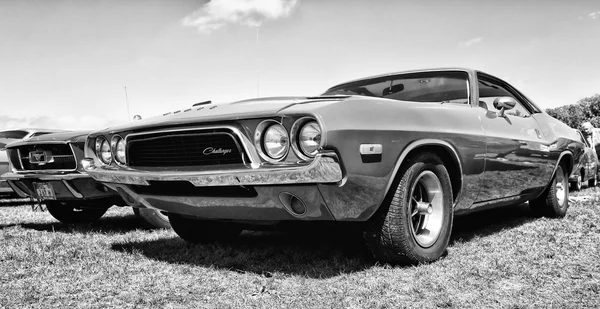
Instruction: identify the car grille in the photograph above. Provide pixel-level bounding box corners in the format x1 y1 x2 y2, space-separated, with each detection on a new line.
127 129 245 168
14 143 77 171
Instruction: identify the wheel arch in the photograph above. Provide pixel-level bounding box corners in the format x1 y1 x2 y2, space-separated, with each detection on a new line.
384 139 463 207
555 150 574 178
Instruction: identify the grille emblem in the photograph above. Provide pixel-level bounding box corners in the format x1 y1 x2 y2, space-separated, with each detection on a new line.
29 150 53 165
202 147 232 155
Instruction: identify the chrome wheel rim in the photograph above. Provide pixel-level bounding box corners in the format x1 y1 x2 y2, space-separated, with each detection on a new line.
555 166 566 207
409 170 444 248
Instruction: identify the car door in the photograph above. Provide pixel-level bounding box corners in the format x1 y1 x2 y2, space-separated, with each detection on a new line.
474 74 555 204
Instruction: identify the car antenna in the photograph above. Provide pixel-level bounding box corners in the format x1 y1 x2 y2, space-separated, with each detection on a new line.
192 100 211 107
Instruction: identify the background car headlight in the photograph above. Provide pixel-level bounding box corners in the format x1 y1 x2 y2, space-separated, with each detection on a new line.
98 138 112 164
298 121 321 157
114 137 126 164
263 123 289 159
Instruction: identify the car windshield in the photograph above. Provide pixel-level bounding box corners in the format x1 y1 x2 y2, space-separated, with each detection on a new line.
322 71 469 104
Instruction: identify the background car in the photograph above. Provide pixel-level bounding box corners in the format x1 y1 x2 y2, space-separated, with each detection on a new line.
569 129 599 190
1 131 170 228
81 68 582 264
0 129 61 196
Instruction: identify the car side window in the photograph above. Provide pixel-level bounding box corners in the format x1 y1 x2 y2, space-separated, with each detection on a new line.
477 75 530 117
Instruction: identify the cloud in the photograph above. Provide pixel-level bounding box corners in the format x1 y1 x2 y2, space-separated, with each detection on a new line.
0 115 123 132
182 0 299 33
588 11 600 19
459 37 483 48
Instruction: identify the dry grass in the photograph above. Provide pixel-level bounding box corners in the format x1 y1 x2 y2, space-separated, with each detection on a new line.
1 190 599 308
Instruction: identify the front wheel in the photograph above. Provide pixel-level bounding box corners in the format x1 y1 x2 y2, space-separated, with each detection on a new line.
530 164 569 218
169 214 242 243
45 201 108 224
365 152 453 265
133 208 171 229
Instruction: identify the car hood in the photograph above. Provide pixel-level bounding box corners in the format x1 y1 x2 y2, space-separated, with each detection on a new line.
6 131 92 148
99 96 350 134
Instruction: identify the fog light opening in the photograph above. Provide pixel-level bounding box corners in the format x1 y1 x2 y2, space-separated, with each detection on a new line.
279 192 307 216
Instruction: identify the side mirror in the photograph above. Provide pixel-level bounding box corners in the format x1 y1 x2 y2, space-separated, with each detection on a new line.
493 96 517 117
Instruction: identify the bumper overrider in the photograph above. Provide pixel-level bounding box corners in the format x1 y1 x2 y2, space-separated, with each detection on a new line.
83 152 345 221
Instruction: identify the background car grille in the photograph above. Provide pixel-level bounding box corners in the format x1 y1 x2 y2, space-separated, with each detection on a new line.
14 144 77 171
127 129 245 168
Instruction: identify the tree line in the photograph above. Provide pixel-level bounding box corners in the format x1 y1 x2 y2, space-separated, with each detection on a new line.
545 94 600 129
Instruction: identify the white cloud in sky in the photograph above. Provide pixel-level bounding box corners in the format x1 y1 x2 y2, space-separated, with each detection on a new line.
588 11 600 19
0 115 123 132
182 0 299 33
459 37 483 47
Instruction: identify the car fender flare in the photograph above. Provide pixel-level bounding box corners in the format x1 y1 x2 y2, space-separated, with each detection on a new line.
552 150 574 180
384 139 464 207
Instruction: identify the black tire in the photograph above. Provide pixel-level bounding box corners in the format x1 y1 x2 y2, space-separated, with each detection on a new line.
588 173 597 187
169 214 242 243
530 164 569 218
45 201 108 224
133 208 171 229
365 152 453 265
570 175 582 191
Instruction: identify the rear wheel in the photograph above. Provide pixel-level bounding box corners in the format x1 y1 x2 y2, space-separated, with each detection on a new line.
45 201 108 224
588 173 597 187
570 175 582 191
133 208 171 229
530 164 569 218
365 152 453 265
169 214 242 243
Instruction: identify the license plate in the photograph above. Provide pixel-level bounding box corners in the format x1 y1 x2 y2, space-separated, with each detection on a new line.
34 182 56 200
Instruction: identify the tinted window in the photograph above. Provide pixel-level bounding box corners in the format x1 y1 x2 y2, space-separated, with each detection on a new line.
323 71 469 104
0 130 28 139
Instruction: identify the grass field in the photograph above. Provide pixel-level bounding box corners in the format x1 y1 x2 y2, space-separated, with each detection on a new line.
1 189 599 309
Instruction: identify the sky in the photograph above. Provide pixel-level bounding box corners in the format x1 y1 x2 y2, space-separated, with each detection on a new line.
1 0 599 131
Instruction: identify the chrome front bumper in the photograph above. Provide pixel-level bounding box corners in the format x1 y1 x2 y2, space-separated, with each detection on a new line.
83 152 344 187
2 172 89 181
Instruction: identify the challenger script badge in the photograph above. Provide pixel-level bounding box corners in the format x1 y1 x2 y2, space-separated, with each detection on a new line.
203 147 232 155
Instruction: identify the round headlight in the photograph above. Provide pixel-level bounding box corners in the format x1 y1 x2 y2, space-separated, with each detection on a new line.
299 121 321 157
114 137 126 164
99 138 112 164
263 123 289 159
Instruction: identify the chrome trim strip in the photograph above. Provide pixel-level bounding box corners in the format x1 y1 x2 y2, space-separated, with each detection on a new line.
384 139 464 207
2 172 88 181
62 180 84 198
84 152 343 187
16 148 24 170
125 125 261 168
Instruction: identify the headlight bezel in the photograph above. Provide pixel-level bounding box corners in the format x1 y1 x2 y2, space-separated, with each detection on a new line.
111 135 127 165
291 117 322 160
254 120 290 162
96 136 112 165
